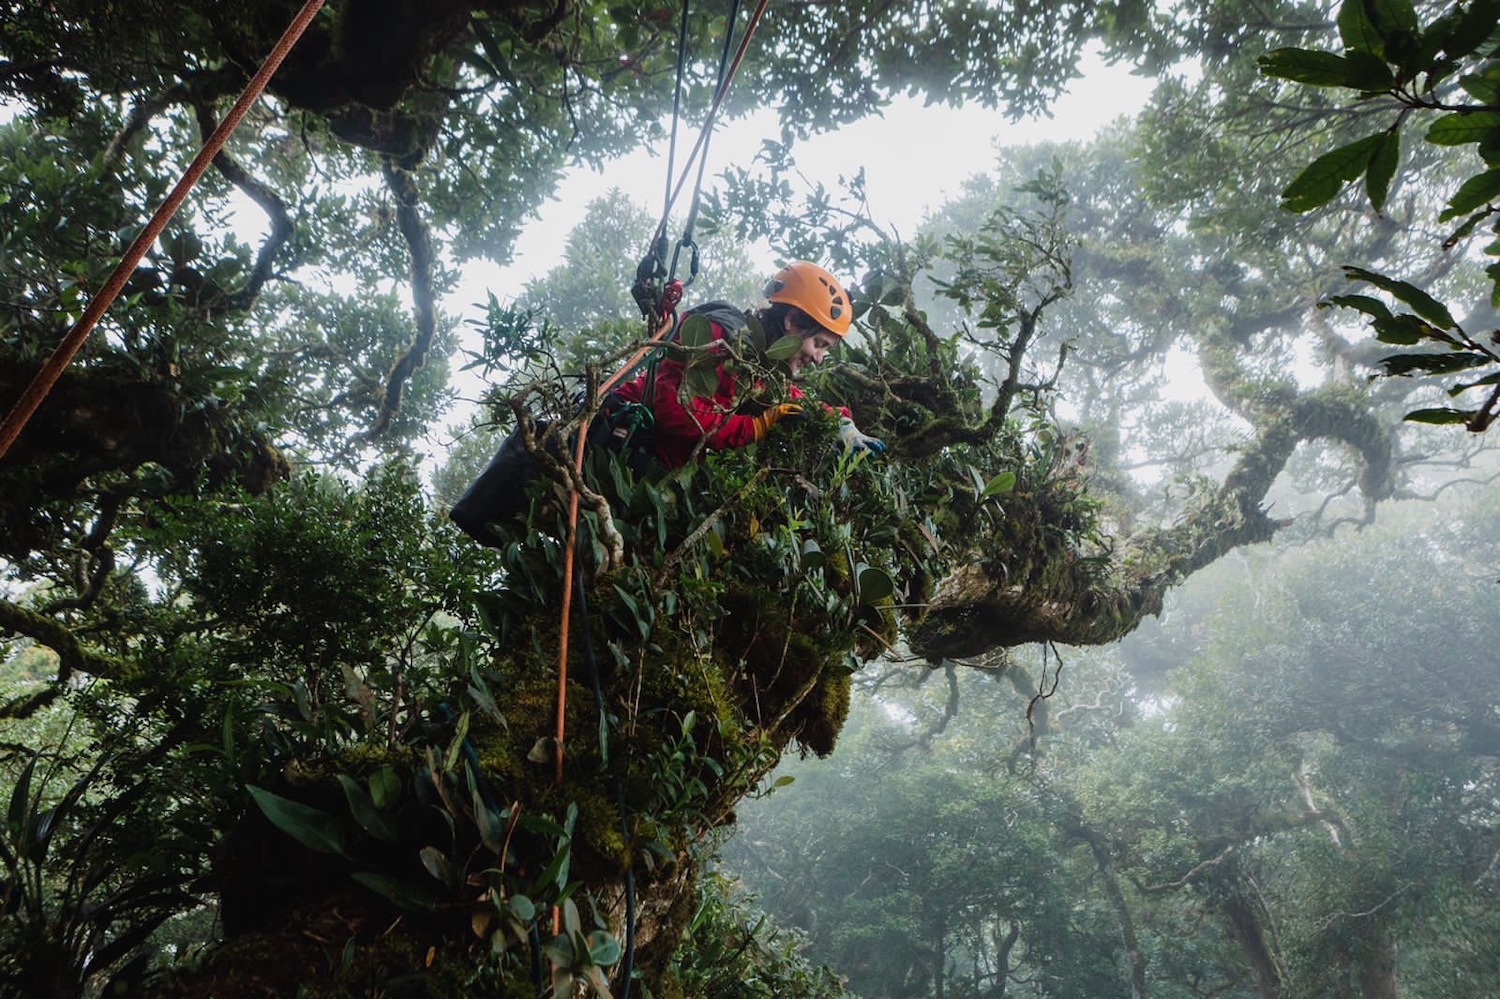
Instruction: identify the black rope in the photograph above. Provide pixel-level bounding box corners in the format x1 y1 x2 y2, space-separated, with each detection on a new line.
668 0 744 288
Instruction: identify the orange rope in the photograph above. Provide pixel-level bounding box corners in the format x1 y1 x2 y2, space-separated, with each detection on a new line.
551 0 773 791
0 0 328 461
553 312 674 787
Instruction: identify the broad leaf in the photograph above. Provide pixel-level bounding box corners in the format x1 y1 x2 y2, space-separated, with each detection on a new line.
1259 48 1357 86
1440 168 1500 221
765 335 802 362
337 774 397 843
1426 111 1500 147
1325 293 1393 319
677 314 712 350
1344 267 1458 329
248 785 346 856
1280 133 1382 212
351 872 438 912
982 470 1017 497
1371 314 1432 345
1379 351 1489 376
1365 129 1400 212
1404 406 1473 424
681 363 719 400
1337 0 1385 56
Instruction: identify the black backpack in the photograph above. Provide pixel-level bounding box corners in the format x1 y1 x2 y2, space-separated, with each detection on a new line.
449 304 747 547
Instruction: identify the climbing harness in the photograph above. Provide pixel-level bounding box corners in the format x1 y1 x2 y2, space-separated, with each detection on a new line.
0 0 328 461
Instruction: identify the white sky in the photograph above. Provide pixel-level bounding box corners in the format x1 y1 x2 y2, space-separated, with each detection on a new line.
478 49 1158 295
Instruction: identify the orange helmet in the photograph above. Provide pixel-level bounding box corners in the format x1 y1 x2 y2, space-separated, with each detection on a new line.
763 261 852 337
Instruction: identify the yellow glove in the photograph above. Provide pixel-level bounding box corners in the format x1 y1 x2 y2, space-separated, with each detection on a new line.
750 403 804 441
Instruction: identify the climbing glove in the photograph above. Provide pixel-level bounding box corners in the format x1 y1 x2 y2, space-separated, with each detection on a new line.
750 402 805 441
838 417 885 455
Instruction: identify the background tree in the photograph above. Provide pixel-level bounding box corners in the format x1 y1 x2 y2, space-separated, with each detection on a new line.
4 0 1499 994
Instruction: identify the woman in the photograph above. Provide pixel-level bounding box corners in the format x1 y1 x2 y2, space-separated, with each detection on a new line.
611 260 884 469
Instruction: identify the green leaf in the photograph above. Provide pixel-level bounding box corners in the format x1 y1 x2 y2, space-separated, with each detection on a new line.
1337 0 1385 56
586 930 623 967
677 314 712 350
1259 48 1357 86
1446 0 1500 59
1280 133 1382 212
1404 406 1472 424
368 765 401 811
1343 267 1458 329
420 845 458 887
337 774 397 844
1379 351 1490 376
1460 71 1500 105
1425 111 1500 147
1366 0 1419 35
473 786 504 854
765 334 802 362
1440 168 1500 221
981 470 1017 497
800 537 825 573
1345 50 1396 90
248 785 346 856
856 564 896 605
351 872 438 912
1371 314 1431 345
742 313 767 353
1325 293 1393 319
507 893 537 923
681 364 719 401
1365 129 1400 212
7 755 35 835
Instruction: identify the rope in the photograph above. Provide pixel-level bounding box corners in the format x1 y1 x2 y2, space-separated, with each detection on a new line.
557 0 772 782
0 0 328 461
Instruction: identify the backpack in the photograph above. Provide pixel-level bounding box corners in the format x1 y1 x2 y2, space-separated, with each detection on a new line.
449 306 747 547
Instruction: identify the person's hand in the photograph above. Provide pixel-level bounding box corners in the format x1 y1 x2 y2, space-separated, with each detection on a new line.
751 403 805 441
838 418 885 454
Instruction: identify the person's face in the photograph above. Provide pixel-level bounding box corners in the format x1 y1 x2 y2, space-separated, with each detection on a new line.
785 317 840 377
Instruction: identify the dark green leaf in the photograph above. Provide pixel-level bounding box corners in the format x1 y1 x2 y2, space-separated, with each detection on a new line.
1379 351 1490 376
1280 134 1382 212
248 785 346 856
1365 129 1400 212
677 314 712 350
1371 314 1432 345
1325 293 1393 319
586 930 623 966
856 564 896 605
1440 168 1500 221
1460 71 1500 104
1404 406 1473 424
1425 111 1500 147
1366 0 1419 35
1337 0 1385 55
1446 0 1500 59
1345 50 1397 90
801 537 825 573
1259 48 1356 86
681 364 719 400
507 893 537 923
420 845 458 887
337 774 397 844
351 872 438 912
1344 267 1458 328
765 335 802 362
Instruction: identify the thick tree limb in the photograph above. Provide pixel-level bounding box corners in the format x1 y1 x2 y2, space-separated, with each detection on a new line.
0 597 126 683
359 159 439 442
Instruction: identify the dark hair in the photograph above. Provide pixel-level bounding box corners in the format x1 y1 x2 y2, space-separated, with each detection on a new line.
755 302 815 343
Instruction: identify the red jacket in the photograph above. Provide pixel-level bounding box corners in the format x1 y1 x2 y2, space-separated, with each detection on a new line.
612 318 842 469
